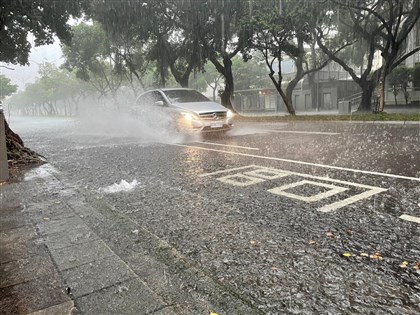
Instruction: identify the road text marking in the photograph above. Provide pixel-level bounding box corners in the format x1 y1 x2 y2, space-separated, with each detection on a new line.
202 165 387 213
268 180 349 203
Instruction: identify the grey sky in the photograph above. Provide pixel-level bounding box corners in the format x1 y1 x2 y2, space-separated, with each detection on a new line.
1 37 63 91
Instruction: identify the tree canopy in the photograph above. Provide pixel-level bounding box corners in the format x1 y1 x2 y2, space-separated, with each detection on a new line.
0 75 17 99
317 0 420 112
0 0 88 65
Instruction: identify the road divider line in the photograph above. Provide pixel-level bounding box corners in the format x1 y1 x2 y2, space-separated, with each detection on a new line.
267 130 340 135
400 214 420 224
195 141 260 151
173 144 420 182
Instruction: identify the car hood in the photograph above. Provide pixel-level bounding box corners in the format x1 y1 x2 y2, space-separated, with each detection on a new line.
172 101 228 114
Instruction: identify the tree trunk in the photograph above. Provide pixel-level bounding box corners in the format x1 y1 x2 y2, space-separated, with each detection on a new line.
285 77 302 112
375 69 386 112
179 75 189 88
4 117 46 165
268 74 295 115
220 56 235 111
357 80 375 112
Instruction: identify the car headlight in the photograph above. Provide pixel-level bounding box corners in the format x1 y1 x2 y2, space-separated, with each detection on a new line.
181 112 198 121
227 110 234 118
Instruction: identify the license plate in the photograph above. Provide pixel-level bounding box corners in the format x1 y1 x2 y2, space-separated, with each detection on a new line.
211 122 223 128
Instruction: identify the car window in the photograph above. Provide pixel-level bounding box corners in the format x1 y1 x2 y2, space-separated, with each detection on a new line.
163 90 209 103
137 91 167 106
136 92 154 106
151 91 166 104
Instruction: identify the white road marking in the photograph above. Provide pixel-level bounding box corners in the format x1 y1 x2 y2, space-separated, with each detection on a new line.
243 168 289 180
201 164 388 213
196 141 260 151
267 130 340 135
400 214 420 224
199 165 257 177
217 174 266 187
318 187 386 212
175 145 420 182
268 180 349 203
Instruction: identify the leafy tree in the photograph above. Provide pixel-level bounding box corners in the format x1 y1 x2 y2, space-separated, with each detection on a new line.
190 63 223 101
200 0 250 110
232 55 272 91
0 0 88 165
244 0 334 114
317 0 420 112
0 75 17 99
62 23 125 99
89 0 206 88
388 66 412 105
9 63 92 117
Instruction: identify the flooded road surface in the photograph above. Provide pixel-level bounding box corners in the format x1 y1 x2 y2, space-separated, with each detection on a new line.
10 116 420 314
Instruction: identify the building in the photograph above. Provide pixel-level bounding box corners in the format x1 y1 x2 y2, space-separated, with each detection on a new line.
233 61 362 114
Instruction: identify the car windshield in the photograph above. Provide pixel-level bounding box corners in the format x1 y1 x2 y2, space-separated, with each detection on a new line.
163 90 209 103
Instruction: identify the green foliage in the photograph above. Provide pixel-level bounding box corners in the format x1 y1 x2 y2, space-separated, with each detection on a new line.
88 0 208 87
0 75 18 99
232 55 271 91
388 66 412 104
62 22 128 96
9 63 92 115
318 0 420 111
243 0 331 114
0 0 88 65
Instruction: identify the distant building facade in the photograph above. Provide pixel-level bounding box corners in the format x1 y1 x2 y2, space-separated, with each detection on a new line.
233 60 362 113
385 19 420 105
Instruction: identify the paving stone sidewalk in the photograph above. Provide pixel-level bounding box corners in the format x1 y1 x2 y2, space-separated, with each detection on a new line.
0 170 176 315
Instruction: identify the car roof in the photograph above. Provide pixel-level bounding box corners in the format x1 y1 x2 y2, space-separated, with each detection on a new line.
159 88 194 92
141 88 194 92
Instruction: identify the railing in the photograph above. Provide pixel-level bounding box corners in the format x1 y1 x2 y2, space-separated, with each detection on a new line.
338 92 363 103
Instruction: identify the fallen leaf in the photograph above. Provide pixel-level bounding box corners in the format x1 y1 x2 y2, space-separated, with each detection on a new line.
370 252 383 260
414 262 420 270
326 232 335 238
210 312 219 315
308 240 317 245
43 217 50 221
250 240 256 245
360 253 369 257
271 266 279 271
399 261 409 268
342 252 352 257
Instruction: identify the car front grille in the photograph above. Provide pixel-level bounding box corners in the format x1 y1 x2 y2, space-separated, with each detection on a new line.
199 112 227 120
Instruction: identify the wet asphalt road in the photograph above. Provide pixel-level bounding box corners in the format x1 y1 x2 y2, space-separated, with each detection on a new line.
9 116 420 314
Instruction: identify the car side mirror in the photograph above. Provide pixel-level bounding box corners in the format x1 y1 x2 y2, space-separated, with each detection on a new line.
154 100 165 106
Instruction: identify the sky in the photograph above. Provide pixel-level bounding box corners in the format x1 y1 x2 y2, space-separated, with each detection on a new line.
1 37 64 91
